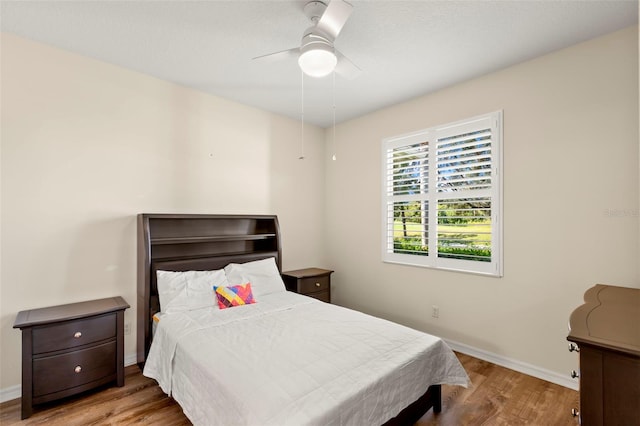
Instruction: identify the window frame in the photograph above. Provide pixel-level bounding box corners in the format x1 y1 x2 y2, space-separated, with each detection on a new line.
381 111 503 277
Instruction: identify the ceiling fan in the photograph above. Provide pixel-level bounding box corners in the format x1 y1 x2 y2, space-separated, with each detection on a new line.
253 0 361 79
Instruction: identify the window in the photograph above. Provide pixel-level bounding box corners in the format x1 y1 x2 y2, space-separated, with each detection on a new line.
381 111 502 276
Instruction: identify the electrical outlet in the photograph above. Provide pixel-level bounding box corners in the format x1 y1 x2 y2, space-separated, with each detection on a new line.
124 322 131 335
432 305 439 319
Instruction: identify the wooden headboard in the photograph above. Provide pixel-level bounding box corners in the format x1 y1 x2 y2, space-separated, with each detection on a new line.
136 214 281 366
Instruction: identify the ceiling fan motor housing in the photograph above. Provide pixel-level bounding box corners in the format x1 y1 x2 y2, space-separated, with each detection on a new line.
301 26 334 50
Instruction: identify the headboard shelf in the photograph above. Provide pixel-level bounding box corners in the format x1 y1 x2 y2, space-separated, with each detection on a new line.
149 249 280 263
151 233 277 245
137 214 282 365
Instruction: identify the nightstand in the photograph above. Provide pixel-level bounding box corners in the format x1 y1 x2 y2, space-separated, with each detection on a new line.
13 296 129 419
282 268 333 303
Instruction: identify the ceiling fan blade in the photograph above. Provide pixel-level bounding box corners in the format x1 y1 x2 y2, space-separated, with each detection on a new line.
316 0 353 40
252 48 298 63
334 50 361 80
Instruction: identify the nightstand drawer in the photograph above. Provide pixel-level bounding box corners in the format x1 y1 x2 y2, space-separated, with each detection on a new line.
299 276 330 294
307 291 330 303
32 313 116 354
33 341 117 397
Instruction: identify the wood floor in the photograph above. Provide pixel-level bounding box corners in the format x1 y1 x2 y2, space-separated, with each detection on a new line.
0 352 579 425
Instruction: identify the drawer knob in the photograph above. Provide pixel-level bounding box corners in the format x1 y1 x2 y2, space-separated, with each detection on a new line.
570 370 579 379
571 408 579 417
315 282 321 287
74 332 82 338
74 366 82 374
568 343 579 352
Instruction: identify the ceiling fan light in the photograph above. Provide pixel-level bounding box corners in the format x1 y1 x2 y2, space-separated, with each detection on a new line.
298 45 337 78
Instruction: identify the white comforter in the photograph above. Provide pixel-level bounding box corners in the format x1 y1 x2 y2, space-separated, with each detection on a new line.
144 292 468 426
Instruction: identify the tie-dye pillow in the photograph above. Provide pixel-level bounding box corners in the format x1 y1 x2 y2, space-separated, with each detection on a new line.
214 283 255 309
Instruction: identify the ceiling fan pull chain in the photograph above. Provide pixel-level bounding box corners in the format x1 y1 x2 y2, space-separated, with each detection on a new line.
299 70 305 160
332 70 337 161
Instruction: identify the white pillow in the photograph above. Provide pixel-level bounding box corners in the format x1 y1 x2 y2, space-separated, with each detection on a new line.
224 257 286 298
156 269 229 313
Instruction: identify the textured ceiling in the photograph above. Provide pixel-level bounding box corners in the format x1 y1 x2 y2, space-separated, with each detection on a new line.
1 0 638 127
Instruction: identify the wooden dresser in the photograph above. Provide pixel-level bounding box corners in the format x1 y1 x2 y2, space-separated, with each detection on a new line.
567 284 640 425
282 268 333 303
13 296 129 419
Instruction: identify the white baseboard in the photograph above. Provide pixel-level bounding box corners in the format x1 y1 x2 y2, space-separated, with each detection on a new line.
124 353 138 368
0 384 21 404
0 352 139 404
443 338 579 391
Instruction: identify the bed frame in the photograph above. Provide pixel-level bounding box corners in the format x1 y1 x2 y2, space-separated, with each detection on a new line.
137 213 441 425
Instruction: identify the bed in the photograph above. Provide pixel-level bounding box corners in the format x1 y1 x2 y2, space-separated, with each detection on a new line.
137 214 468 425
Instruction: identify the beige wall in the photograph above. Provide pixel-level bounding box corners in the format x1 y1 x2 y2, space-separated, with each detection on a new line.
325 26 639 381
1 25 638 396
0 33 326 390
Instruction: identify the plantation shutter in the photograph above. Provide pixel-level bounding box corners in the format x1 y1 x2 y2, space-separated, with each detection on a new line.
382 111 502 276
384 137 430 258
434 115 494 266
